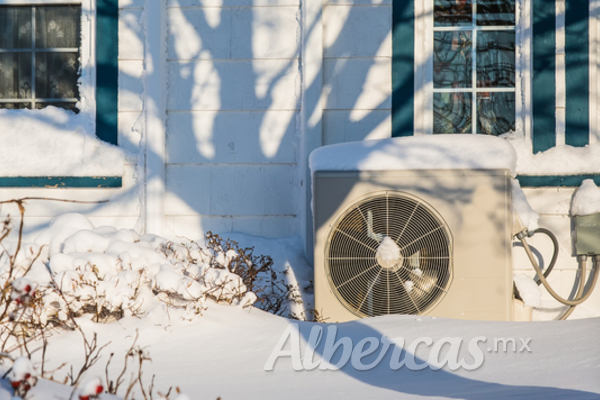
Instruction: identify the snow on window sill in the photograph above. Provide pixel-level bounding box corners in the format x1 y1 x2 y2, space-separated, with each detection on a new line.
0 107 126 180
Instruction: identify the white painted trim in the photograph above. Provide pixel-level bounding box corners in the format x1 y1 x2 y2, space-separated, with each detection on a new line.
516 0 532 147
144 0 167 236
413 0 432 135
555 0 566 146
300 0 323 261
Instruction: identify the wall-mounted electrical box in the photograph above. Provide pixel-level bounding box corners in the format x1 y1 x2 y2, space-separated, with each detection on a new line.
575 213 600 255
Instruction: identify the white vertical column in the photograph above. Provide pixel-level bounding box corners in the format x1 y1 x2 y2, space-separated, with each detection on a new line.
414 0 433 135
144 0 167 236
555 0 566 146
517 0 532 145
300 0 323 262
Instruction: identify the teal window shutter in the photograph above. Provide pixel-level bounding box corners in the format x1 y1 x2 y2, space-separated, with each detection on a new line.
532 0 556 153
533 0 589 153
96 0 119 145
565 0 589 148
392 0 414 137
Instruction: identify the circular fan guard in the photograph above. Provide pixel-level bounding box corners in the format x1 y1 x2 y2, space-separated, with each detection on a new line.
325 191 453 317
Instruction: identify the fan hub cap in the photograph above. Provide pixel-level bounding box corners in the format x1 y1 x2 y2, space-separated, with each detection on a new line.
375 236 403 272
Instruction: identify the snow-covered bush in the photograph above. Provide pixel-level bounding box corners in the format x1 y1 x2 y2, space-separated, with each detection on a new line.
0 208 300 336
7 356 38 397
0 202 264 399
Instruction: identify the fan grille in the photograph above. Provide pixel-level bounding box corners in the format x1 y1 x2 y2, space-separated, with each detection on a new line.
325 191 453 317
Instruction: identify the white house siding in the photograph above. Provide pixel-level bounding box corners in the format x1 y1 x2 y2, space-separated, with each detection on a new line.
164 0 302 239
0 0 146 242
322 0 392 145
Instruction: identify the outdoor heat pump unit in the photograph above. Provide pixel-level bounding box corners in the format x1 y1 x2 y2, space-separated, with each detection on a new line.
313 169 514 322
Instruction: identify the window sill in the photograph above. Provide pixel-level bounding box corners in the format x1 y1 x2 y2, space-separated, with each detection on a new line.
0 176 122 188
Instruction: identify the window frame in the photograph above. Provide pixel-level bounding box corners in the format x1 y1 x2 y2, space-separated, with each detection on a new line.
0 3 83 110
431 5 517 135
413 0 523 137
0 0 118 146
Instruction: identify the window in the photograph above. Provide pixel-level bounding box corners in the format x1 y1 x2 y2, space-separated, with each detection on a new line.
432 0 515 135
0 5 81 111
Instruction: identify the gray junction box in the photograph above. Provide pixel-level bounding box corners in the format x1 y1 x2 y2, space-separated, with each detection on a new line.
575 213 600 255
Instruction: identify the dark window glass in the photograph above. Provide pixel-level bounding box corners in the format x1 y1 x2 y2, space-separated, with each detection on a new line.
0 53 32 98
434 0 473 27
35 6 80 48
477 0 515 26
0 7 32 49
434 92 472 133
35 102 78 112
477 92 515 134
36 52 80 99
434 31 472 88
0 5 80 110
476 31 515 87
0 102 31 109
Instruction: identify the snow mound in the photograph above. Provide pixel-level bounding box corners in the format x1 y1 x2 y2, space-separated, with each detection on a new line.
512 179 540 231
513 273 542 308
571 179 600 216
35 213 96 256
309 134 517 175
3 214 295 325
0 107 126 177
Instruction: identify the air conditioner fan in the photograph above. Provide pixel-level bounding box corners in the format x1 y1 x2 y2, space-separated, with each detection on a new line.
325 192 453 317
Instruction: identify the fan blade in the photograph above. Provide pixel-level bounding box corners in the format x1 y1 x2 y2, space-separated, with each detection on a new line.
366 210 384 243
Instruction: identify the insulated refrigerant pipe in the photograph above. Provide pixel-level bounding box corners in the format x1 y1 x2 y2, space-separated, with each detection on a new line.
559 256 587 320
519 235 600 308
530 228 559 284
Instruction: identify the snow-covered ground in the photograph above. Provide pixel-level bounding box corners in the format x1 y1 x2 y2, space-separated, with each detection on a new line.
6 304 600 400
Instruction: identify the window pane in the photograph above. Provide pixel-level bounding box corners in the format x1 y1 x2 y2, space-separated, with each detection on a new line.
35 52 79 99
477 92 515 135
434 92 472 133
35 101 78 112
36 6 81 48
0 102 31 109
0 7 32 49
476 31 515 87
0 53 32 98
434 0 472 27
434 31 472 89
477 0 515 26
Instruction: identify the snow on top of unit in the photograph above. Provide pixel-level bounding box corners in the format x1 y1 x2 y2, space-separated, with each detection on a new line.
571 179 600 216
309 134 517 174
0 107 126 177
